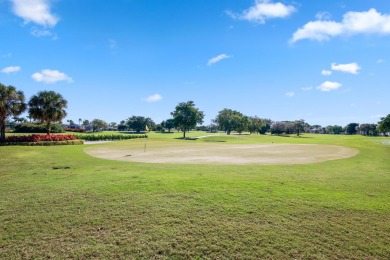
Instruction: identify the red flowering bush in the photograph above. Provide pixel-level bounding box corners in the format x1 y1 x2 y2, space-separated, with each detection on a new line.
5 134 78 143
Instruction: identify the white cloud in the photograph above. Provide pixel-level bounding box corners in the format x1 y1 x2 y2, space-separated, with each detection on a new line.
317 81 342 92
331 62 361 74
285 92 294 97
11 0 59 27
2 53 12 58
291 8 390 42
315 11 332 21
1 66 21 74
227 0 296 24
321 70 332 76
207 54 231 66
301 86 313 91
30 27 57 39
145 94 162 103
31 69 73 83
377 59 385 64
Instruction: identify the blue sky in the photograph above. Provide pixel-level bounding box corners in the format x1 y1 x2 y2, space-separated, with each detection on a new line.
0 0 389 126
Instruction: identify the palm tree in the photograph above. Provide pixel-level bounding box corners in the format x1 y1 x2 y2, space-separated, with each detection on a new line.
0 83 26 142
28 91 68 135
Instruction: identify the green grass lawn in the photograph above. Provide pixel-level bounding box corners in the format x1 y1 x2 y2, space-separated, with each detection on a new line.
1 133 389 258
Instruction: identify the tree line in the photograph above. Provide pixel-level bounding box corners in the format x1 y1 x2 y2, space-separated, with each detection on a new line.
2 83 390 142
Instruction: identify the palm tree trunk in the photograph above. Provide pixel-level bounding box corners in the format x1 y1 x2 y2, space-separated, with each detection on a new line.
0 122 5 142
46 122 51 135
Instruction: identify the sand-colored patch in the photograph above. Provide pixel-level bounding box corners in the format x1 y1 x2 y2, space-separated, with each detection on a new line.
84 142 359 165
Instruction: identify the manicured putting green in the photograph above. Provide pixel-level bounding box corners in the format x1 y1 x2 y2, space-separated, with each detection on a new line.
84 141 358 165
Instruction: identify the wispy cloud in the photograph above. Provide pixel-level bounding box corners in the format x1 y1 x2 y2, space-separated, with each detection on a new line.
285 92 295 97
315 11 332 21
377 59 385 64
301 86 313 91
31 69 73 84
321 70 332 76
2 53 12 58
207 54 231 66
227 0 296 24
145 94 162 103
317 81 342 92
291 8 390 43
331 62 361 74
1 66 21 74
11 0 59 27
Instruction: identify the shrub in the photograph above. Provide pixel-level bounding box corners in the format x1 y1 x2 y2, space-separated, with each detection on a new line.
5 134 78 143
72 134 147 141
1 140 83 146
14 123 64 133
65 128 85 133
1 134 83 146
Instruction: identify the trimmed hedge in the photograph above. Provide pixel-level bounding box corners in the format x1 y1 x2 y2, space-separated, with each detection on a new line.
14 123 64 133
72 134 147 141
1 140 84 146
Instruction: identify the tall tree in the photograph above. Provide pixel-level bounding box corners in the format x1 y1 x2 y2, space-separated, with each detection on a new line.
293 119 305 136
28 91 67 135
248 116 265 134
127 116 155 133
377 114 390 135
161 118 175 133
91 119 108 132
345 123 359 135
270 121 286 135
215 108 246 135
171 101 204 138
0 83 26 142
28 91 68 135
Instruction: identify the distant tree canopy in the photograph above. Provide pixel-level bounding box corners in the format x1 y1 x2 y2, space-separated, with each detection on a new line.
161 118 175 133
171 101 204 138
345 123 359 135
270 121 286 135
293 119 306 137
126 116 155 133
326 125 343 134
248 117 266 134
0 83 26 142
377 114 390 135
91 119 108 132
215 108 246 135
28 90 67 135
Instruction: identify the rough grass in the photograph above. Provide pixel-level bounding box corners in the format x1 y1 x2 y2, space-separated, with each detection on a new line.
1 133 389 258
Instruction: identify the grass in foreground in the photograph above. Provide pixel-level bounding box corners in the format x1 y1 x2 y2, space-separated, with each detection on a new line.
0 133 389 258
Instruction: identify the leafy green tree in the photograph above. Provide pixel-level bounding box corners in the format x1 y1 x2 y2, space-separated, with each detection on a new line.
82 119 90 129
127 116 155 133
171 101 204 138
345 123 359 135
326 125 343 134
293 119 305 136
215 108 246 135
164 119 175 133
235 115 250 134
270 121 286 135
91 119 108 132
28 90 67 135
377 114 390 135
248 116 265 134
0 83 26 141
